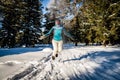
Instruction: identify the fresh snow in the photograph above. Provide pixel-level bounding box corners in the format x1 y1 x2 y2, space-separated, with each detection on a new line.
0 44 120 80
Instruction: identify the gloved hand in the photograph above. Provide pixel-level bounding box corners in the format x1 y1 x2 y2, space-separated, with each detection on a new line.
39 35 46 40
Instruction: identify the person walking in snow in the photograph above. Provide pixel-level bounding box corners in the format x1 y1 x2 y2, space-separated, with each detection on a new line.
40 19 74 60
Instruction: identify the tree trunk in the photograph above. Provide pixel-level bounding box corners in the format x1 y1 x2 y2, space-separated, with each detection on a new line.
75 42 78 46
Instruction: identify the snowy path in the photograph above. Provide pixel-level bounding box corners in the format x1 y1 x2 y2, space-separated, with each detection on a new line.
1 45 120 80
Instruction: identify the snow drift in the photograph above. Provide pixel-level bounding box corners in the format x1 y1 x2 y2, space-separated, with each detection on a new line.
0 45 120 80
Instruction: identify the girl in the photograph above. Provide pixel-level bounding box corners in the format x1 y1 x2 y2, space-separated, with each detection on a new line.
40 19 74 60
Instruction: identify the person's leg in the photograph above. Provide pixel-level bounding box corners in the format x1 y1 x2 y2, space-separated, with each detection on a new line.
57 40 63 56
52 39 58 59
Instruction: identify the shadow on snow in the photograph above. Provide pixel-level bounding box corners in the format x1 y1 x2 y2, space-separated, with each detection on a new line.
63 50 120 80
0 45 53 57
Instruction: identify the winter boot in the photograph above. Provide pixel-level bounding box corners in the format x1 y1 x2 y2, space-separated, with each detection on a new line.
55 54 58 57
52 56 55 60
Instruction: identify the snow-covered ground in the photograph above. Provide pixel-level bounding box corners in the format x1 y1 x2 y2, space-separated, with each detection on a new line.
0 44 120 80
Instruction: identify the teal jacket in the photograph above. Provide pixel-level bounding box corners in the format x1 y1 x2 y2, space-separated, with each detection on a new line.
45 25 73 41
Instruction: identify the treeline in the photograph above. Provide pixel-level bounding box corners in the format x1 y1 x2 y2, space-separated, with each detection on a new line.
0 0 43 48
0 0 120 48
70 0 120 46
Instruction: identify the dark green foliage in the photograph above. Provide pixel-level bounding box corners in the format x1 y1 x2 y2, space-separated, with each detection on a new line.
0 0 120 47
70 0 120 46
87 0 120 45
0 0 43 48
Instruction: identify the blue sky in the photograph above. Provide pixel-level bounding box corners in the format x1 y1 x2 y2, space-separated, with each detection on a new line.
41 0 50 14
42 0 49 7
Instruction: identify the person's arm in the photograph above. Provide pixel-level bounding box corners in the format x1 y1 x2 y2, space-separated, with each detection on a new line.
45 27 54 37
39 27 54 40
63 27 74 40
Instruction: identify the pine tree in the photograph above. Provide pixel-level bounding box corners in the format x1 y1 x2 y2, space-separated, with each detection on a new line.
79 0 120 45
21 0 43 47
0 0 43 47
0 0 24 48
